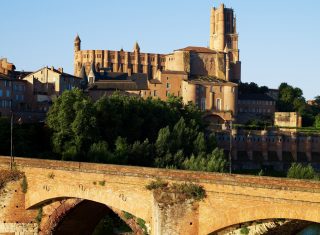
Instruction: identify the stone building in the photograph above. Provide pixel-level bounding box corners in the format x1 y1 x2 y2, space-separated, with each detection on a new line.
0 72 27 117
23 67 82 112
237 93 276 124
75 3 241 122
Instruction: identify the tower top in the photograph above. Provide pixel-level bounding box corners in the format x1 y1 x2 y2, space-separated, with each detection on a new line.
133 41 140 52
75 34 81 43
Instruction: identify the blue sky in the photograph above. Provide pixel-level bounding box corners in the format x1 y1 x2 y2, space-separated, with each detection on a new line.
1 0 319 99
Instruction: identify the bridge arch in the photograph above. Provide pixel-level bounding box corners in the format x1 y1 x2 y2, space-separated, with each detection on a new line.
203 203 320 234
39 199 138 235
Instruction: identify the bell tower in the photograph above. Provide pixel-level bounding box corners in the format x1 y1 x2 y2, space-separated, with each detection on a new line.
74 34 81 52
210 4 241 82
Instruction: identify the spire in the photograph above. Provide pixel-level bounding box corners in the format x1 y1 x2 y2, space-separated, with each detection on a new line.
74 34 81 42
79 65 88 90
133 41 140 52
74 34 81 52
88 63 97 84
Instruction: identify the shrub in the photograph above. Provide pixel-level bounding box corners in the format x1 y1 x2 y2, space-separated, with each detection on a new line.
0 169 23 190
287 163 317 180
171 183 206 201
145 179 168 190
21 175 28 193
123 211 134 220
35 207 43 224
146 180 206 202
240 226 250 235
137 218 148 235
98 180 106 186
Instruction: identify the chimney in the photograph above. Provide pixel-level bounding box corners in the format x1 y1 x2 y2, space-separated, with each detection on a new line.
58 67 63 73
51 66 54 71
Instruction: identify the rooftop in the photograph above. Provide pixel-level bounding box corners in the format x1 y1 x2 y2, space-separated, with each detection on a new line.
175 46 218 54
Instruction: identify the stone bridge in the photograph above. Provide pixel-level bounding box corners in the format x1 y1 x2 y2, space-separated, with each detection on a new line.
0 156 320 235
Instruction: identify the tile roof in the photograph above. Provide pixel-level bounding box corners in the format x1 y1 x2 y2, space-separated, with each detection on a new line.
88 72 149 91
175 46 218 54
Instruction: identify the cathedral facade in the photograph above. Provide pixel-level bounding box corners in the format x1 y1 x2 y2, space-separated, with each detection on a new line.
74 3 241 122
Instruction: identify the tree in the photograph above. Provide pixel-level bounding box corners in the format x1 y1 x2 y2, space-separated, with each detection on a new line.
88 141 114 163
182 148 227 173
114 137 129 164
46 88 97 161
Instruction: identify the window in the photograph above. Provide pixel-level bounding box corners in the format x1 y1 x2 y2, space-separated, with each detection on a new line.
153 90 157 97
166 91 170 97
200 98 206 111
220 86 223 92
216 98 222 111
0 89 2 97
6 90 10 97
166 83 170 89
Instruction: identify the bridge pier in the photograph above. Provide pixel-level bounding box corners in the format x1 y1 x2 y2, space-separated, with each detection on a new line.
152 192 199 235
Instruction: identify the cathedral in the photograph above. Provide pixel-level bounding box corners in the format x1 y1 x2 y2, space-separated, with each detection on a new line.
74 3 241 122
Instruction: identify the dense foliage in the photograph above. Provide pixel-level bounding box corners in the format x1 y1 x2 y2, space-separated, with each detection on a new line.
46 89 227 172
287 163 318 180
238 82 269 94
277 83 320 127
0 118 52 158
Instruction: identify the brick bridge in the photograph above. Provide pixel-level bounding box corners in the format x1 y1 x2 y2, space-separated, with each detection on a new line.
0 156 320 235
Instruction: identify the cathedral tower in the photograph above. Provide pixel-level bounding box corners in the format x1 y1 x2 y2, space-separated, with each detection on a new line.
74 34 81 52
210 3 241 82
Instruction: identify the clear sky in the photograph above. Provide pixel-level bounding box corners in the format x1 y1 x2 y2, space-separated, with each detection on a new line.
1 0 319 99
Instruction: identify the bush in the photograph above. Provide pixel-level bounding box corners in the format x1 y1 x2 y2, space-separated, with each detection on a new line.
240 226 250 235
21 175 28 193
287 163 317 180
145 179 168 190
123 211 134 220
35 207 43 224
146 180 206 202
0 169 23 190
171 183 206 201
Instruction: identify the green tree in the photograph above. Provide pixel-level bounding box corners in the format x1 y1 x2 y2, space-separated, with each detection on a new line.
46 88 97 161
128 139 154 166
182 148 227 173
155 126 171 157
114 137 129 164
193 132 206 155
88 141 114 163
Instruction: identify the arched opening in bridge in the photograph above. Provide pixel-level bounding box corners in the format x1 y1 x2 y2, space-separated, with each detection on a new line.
210 219 320 235
41 199 136 235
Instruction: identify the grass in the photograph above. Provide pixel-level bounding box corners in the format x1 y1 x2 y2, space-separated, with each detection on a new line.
0 169 23 190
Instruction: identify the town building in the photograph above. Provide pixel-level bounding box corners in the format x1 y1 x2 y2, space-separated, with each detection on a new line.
23 67 82 112
74 3 240 122
237 93 276 124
